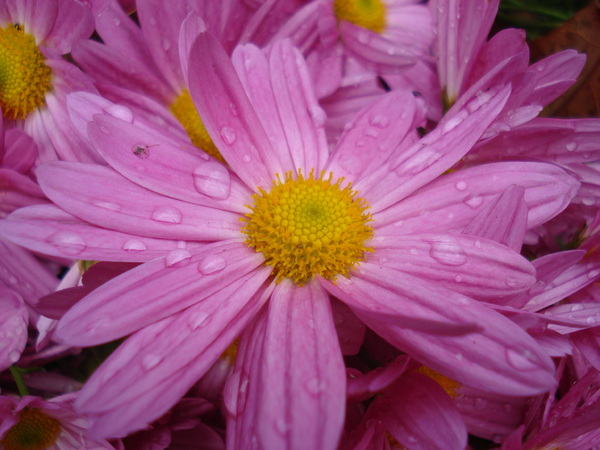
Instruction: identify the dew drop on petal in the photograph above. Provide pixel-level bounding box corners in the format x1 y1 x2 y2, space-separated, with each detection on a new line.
192 162 231 199
454 275 462 283
369 114 389 128
305 378 325 395
220 126 237 145
151 206 183 224
505 347 538 371
582 197 596 206
455 181 467 191
364 127 379 138
187 310 210 330
397 146 443 175
161 38 171 51
47 231 87 256
229 103 239 117
242 154 252 163
165 248 192 268
429 238 467 266
464 195 483 209
122 239 147 252
8 275 17 285
309 105 326 128
8 350 20 363
566 142 577 152
198 255 227 274
112 17 121 26
588 270 600 279
141 353 162 370
442 116 463 132
94 201 121 211
505 276 518 287
99 125 111 135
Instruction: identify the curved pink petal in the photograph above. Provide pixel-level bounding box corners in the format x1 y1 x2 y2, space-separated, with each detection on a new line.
370 233 535 299
326 90 423 184
76 271 272 439
371 372 467 450
55 240 266 346
187 30 277 190
45 0 94 54
87 114 251 211
227 280 345 450
375 161 580 235
0 287 28 370
324 268 556 396
37 162 242 241
357 84 511 213
1 204 191 262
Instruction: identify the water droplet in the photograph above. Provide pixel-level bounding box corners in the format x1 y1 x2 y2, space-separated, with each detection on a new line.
220 126 237 145
505 347 538 371
397 146 442 175
94 201 121 211
535 63 546 72
8 275 18 285
192 162 231 199
165 249 192 268
229 103 239 117
8 350 20 363
133 145 150 159
566 142 577 152
364 127 379 138
99 125 110 135
474 398 487 410
274 418 289 435
492 434 503 444
588 270 600 279
464 195 483 209
454 275 462 283
242 154 252 163
240 379 249 393
455 181 467 191
198 255 227 274
443 116 463 132
305 378 325 394
369 114 389 128
122 239 147 252
105 104 133 122
428 238 467 266
142 353 162 370
582 197 596 206
309 105 326 127
161 38 171 51
187 310 210 330
392 220 404 228
505 276 519 287
47 231 87 256
112 17 120 26
151 206 183 224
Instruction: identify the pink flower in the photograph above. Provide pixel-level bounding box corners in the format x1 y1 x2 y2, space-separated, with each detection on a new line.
0 394 114 449
0 0 101 164
0 34 579 444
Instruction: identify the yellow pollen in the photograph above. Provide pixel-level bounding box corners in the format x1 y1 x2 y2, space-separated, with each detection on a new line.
415 366 461 398
333 0 387 34
242 170 373 285
1 408 62 450
169 89 224 163
0 24 52 120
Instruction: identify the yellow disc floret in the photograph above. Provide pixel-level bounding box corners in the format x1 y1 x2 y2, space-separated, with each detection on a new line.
1 408 62 450
333 0 387 34
415 366 461 398
242 170 373 285
0 24 53 120
170 89 224 163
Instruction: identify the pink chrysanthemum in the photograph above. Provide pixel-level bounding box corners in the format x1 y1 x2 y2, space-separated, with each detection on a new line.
0 0 101 164
0 31 580 446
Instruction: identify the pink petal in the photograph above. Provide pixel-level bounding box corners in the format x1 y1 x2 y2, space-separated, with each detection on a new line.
462 185 528 252
370 233 535 299
87 113 251 210
346 355 410 401
375 161 580 234
77 271 271 439
187 30 275 190
55 240 267 346
326 90 423 184
0 287 28 370
357 84 511 213
45 0 94 54
371 372 468 450
324 268 556 396
1 204 190 262
37 162 242 241
227 280 345 450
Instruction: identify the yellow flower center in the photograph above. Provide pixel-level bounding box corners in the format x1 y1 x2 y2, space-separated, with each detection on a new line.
169 89 224 163
1 408 62 450
0 24 53 120
415 366 461 398
242 171 373 285
333 0 387 33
